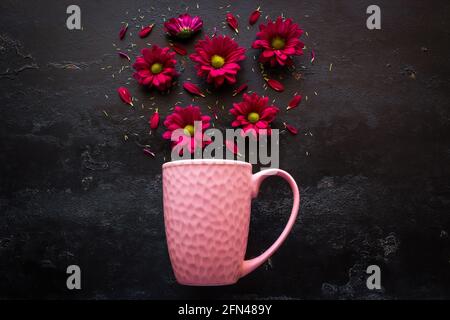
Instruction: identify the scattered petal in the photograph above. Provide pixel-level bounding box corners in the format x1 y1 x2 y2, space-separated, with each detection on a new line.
138 24 154 38
118 51 130 61
170 42 187 55
226 13 239 33
310 49 315 64
119 23 128 40
117 87 133 106
284 122 298 135
265 78 284 92
149 108 159 130
183 82 205 97
143 148 156 157
287 94 302 110
249 7 261 25
232 83 248 96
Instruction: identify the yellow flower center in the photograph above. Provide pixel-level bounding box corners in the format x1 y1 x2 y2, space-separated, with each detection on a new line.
151 63 163 74
183 124 195 136
247 112 260 123
271 36 285 50
211 55 225 69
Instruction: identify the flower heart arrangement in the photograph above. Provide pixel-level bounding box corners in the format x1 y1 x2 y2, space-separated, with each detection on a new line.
112 5 312 158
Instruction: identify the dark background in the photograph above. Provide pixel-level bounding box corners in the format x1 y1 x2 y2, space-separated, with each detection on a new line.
1 0 450 299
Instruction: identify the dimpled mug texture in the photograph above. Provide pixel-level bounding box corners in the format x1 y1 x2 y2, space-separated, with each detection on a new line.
163 160 252 285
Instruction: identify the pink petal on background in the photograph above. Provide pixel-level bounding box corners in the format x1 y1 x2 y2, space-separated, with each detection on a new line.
117 87 133 106
143 148 155 157
232 83 248 96
249 7 261 25
138 24 154 38
119 23 128 40
226 13 239 33
266 78 285 92
171 43 187 55
118 51 130 61
284 122 298 135
287 94 302 110
183 82 205 97
149 109 159 130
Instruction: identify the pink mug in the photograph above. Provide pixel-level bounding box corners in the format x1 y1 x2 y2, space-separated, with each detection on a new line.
162 159 300 286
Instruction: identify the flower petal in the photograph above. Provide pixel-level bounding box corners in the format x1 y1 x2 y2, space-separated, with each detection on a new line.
118 52 130 61
226 13 239 33
143 148 155 157
119 23 128 40
117 87 133 106
171 43 187 56
232 83 248 96
138 24 154 38
183 82 205 97
249 8 261 25
287 94 302 110
265 78 285 92
149 109 160 130
284 122 298 135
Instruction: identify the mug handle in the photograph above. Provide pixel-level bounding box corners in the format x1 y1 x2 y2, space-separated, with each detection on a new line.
239 169 300 278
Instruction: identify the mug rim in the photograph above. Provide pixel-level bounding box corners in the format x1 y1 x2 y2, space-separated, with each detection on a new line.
162 159 252 169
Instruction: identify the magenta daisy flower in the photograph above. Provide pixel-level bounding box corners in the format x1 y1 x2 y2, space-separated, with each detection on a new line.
164 13 203 39
189 35 246 87
132 45 178 91
252 17 304 67
162 105 211 154
230 93 279 136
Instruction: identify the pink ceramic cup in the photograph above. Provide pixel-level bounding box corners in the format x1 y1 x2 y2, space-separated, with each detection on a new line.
162 159 300 286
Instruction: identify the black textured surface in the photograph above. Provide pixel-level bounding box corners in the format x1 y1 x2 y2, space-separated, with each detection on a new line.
1 0 450 299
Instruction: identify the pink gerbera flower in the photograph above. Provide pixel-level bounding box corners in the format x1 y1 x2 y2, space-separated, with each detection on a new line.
190 35 246 87
162 105 211 154
164 13 203 39
230 93 279 136
252 17 304 67
132 45 178 91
